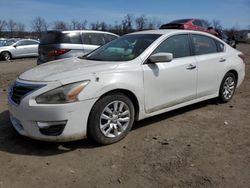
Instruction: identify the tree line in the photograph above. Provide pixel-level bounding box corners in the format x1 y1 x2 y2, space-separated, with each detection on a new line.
0 15 248 39
0 14 161 39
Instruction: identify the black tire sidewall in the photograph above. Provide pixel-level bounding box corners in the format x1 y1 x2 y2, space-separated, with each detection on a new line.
219 73 236 103
1 52 10 60
88 93 135 145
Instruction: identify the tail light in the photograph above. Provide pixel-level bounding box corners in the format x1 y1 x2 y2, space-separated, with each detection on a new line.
238 53 246 63
48 49 71 57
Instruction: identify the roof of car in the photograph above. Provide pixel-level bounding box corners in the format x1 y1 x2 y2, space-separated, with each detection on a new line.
48 30 119 36
128 29 207 35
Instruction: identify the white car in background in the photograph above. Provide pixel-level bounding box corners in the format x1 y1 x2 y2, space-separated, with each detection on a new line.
0 39 39 61
8 30 245 144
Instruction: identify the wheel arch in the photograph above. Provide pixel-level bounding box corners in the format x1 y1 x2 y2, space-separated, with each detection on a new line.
226 69 238 84
0 51 12 59
92 88 140 121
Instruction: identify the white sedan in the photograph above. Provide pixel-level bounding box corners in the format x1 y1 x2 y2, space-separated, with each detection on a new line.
8 30 245 144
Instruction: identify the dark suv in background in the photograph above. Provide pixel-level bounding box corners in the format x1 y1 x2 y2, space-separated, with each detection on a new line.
37 30 119 65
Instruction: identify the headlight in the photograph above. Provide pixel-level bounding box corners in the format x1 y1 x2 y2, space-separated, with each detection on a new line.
36 81 89 104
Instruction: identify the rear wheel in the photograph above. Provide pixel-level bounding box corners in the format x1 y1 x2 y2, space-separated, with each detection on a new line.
1 52 11 61
219 72 236 102
88 93 135 145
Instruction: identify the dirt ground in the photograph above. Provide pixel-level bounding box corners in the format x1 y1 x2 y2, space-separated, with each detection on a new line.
0 44 249 188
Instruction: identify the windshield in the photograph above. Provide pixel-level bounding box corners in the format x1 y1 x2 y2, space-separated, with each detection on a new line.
0 40 17 46
84 34 161 61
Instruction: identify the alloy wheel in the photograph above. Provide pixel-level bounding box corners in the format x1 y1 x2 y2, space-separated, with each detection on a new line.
99 100 130 138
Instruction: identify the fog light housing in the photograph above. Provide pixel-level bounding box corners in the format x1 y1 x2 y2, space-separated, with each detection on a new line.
37 121 67 136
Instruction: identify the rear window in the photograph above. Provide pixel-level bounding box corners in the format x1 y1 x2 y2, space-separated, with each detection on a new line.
192 34 218 55
83 33 106 46
104 34 118 43
169 19 191 24
40 32 82 45
215 40 225 52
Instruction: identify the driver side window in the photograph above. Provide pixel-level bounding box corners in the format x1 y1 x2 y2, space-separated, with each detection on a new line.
153 34 191 59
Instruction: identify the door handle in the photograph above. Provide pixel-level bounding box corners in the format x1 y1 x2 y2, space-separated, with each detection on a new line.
219 58 226 62
186 64 196 70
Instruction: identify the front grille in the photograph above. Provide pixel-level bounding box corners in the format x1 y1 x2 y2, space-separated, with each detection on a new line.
10 82 44 105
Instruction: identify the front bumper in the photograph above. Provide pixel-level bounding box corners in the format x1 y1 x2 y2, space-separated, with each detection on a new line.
8 80 97 142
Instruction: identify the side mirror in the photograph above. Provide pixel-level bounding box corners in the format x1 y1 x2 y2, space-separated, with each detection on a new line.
207 27 214 30
149 52 173 63
13 44 17 48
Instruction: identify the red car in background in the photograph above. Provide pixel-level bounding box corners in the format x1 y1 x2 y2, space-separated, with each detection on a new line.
160 18 219 37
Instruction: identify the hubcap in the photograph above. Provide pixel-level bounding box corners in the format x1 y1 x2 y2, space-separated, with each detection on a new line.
4 53 10 61
100 101 130 138
223 77 235 100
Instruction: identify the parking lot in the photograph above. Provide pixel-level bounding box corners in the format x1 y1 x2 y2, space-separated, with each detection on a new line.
0 43 249 187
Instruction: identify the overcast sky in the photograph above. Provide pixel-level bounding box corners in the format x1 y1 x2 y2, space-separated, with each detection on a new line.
0 0 249 30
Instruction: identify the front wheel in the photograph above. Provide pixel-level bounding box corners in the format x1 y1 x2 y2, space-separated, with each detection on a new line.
1 52 11 61
219 72 237 103
88 93 135 145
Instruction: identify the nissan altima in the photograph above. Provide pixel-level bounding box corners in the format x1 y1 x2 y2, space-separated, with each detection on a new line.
8 30 245 144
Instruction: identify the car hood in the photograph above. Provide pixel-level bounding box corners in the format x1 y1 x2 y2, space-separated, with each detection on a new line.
0 46 12 50
19 57 119 82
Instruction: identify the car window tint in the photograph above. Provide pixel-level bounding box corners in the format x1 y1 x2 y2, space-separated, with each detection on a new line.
153 34 191 58
91 33 105 46
192 35 218 55
169 19 191 24
83 33 106 46
104 34 118 43
82 33 92 45
215 40 225 52
201 20 209 28
18 40 38 46
193 20 202 27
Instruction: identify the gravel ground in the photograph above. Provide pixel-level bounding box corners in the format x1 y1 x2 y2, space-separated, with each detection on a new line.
0 44 249 188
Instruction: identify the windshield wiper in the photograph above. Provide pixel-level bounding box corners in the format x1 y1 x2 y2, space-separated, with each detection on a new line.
85 57 104 61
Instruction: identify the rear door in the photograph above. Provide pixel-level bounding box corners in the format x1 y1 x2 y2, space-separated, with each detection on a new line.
191 34 226 97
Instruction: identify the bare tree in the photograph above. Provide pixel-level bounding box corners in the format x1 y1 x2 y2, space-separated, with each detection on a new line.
30 17 49 38
53 21 69 30
71 19 88 30
122 14 133 34
0 19 7 37
90 21 101 30
147 17 161 29
71 19 79 30
79 20 88 29
212 19 222 30
110 21 123 35
16 23 26 38
135 15 148 31
7 19 17 38
99 22 108 31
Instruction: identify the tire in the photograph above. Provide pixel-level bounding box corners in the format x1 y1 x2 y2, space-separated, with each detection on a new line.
1 52 11 61
88 92 135 145
218 72 237 103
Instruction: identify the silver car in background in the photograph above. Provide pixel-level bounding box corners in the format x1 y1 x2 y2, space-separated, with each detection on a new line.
37 30 119 65
0 39 39 61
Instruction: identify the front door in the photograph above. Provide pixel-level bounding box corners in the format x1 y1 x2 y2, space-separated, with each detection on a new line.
143 34 197 113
